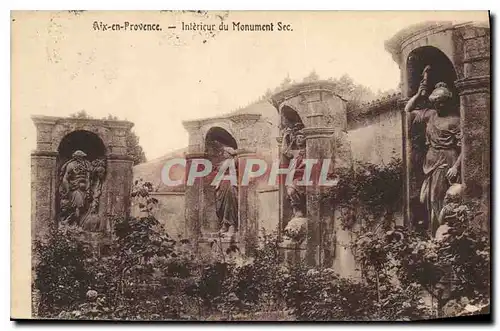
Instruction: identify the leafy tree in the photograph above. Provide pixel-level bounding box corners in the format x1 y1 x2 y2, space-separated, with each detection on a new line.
69 111 147 165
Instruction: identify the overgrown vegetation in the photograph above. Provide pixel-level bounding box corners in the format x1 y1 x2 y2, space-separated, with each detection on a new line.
34 161 490 321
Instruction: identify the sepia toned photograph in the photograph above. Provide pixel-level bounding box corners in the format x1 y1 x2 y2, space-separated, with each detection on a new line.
10 10 491 322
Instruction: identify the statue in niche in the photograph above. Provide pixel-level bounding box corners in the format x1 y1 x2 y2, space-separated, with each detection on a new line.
282 122 308 243
209 140 239 235
58 150 107 232
282 122 307 218
404 65 462 236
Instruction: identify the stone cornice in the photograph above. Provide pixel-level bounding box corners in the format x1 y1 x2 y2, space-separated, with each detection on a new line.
384 21 454 61
182 113 261 129
384 20 490 64
270 81 347 110
455 75 491 95
31 115 134 130
228 113 261 124
182 120 202 131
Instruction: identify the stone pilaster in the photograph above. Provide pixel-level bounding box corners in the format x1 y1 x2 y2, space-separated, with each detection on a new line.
454 24 490 229
31 151 58 242
236 150 259 254
456 76 490 222
104 155 134 226
276 136 293 235
184 152 206 249
303 127 336 266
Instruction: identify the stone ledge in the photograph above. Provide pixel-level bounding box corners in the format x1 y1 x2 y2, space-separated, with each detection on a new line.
31 151 58 157
31 115 134 130
455 75 491 95
107 154 135 161
302 127 335 138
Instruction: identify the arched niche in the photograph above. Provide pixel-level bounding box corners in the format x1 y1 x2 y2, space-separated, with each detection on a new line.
279 104 304 132
203 126 239 233
406 46 459 108
56 130 107 226
278 104 306 231
58 130 106 163
404 46 460 231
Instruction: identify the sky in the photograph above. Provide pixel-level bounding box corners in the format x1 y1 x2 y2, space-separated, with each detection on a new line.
12 10 489 161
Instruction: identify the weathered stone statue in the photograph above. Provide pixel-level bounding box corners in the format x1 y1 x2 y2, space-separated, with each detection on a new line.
58 150 107 232
211 141 239 234
405 66 462 236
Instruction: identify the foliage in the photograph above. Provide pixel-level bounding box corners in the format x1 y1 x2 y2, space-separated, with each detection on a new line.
352 202 490 318
35 169 489 321
322 157 403 230
69 110 147 165
33 226 94 317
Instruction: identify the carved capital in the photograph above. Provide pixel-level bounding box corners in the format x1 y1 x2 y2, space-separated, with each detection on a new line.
182 120 201 132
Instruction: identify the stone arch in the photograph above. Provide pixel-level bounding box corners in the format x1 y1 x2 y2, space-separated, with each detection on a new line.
279 104 304 131
205 126 238 150
406 46 459 107
405 46 461 231
58 130 107 162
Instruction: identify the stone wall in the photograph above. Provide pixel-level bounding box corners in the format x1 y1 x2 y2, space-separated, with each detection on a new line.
257 188 280 234
347 108 402 165
131 192 186 238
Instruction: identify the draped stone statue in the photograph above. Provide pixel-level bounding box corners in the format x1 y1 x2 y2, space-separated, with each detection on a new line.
405 66 462 236
210 141 239 234
58 150 107 232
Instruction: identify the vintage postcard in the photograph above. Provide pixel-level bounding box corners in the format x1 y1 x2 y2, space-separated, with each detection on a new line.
11 10 491 321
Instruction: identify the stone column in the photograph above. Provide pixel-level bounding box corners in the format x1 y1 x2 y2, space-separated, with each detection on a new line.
236 150 259 254
31 117 58 317
31 117 59 242
455 25 490 229
276 136 293 236
105 156 134 220
303 127 335 266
